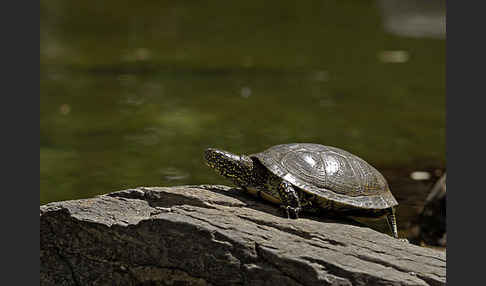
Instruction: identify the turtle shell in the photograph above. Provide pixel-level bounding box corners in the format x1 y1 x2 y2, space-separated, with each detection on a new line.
252 143 398 209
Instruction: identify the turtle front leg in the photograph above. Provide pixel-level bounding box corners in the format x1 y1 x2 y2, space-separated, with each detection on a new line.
278 181 301 219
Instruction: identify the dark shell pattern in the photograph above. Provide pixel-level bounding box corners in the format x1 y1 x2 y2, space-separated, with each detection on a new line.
252 143 398 210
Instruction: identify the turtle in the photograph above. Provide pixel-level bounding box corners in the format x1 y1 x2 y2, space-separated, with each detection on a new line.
204 143 401 239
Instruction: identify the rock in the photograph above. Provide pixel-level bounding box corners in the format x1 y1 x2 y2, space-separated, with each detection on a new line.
40 185 446 286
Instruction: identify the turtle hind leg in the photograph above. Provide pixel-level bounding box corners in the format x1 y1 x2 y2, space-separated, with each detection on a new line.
277 181 301 219
386 207 407 241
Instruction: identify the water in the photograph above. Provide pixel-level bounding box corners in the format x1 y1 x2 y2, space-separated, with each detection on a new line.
40 1 445 235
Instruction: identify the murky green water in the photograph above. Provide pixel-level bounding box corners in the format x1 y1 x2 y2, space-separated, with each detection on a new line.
40 1 445 234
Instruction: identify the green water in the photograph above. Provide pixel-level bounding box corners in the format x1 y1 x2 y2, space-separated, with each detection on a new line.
40 1 445 233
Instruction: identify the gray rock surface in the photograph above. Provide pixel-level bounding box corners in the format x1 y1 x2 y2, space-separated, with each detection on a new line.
40 185 446 286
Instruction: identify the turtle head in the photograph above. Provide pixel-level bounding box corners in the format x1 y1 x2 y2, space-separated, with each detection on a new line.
204 148 254 187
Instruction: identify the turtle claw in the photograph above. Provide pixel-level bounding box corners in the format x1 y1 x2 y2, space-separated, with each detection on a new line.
280 205 301 219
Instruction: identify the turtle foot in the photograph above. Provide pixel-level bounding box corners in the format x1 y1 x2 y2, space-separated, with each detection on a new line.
280 205 301 219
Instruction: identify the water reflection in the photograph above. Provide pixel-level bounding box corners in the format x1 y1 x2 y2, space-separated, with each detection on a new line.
40 69 445 237
240 87 252 98
160 167 190 182
124 127 161 146
378 51 410 64
378 0 446 39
